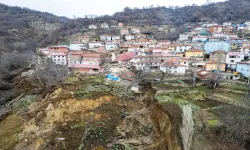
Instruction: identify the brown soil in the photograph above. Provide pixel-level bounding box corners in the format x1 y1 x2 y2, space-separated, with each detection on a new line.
1 76 182 150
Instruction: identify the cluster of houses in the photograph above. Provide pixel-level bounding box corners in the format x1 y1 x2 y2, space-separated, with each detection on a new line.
39 21 250 80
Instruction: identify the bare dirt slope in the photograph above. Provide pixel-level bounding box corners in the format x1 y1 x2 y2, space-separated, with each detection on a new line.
0 75 181 150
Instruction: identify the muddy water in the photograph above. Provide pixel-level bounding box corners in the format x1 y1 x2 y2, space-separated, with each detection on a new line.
0 115 24 150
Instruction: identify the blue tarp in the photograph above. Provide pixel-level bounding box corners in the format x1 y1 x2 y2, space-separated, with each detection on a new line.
106 74 120 81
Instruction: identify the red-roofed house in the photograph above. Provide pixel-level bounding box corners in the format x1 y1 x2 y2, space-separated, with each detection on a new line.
115 52 135 65
68 51 102 74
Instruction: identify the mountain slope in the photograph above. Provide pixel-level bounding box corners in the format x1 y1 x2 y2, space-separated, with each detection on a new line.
111 0 250 26
0 3 69 53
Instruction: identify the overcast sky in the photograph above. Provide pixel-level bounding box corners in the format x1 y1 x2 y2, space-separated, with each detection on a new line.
0 0 225 18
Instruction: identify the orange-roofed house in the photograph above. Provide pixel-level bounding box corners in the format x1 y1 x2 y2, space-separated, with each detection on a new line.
185 49 204 59
205 60 226 71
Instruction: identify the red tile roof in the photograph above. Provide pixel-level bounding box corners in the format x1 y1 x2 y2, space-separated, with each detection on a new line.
115 52 135 61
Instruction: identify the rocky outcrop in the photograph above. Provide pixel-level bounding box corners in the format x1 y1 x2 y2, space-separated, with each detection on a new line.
30 20 61 32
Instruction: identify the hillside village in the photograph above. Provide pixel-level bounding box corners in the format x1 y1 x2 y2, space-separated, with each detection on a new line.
39 21 250 84
2 2 250 149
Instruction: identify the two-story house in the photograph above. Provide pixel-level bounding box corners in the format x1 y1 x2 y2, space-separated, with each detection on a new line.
226 52 245 70
125 35 135 41
50 53 67 65
160 58 188 75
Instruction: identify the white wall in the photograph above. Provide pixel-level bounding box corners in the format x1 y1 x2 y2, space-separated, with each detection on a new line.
52 55 67 65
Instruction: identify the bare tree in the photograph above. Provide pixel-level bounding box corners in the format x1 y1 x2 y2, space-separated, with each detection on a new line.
247 76 250 87
211 51 226 89
32 57 68 97
189 59 199 87
0 51 32 105
180 105 194 150
217 94 250 148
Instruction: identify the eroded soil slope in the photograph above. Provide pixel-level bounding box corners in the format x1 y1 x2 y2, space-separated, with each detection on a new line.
0 75 181 150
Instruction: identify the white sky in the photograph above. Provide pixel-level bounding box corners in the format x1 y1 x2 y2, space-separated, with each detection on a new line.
0 0 225 18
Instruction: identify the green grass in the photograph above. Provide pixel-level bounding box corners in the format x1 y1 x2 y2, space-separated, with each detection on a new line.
65 76 79 83
228 85 250 91
207 119 219 127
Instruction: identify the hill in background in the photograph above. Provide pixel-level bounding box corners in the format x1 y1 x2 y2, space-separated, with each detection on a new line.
1 0 250 53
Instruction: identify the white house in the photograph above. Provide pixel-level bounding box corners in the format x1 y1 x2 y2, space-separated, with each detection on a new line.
125 35 135 41
192 36 208 42
226 52 245 70
100 35 112 41
89 25 98 29
128 46 145 52
205 22 218 27
70 43 85 51
112 35 121 41
105 42 119 51
130 28 140 34
88 42 104 49
100 22 109 29
50 53 67 65
245 22 250 27
223 22 232 26
236 61 250 78
179 34 189 41
160 60 186 75
175 45 192 53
